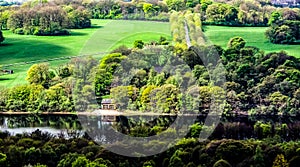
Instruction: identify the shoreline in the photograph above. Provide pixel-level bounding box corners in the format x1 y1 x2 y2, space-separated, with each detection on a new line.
0 110 214 116
0 111 291 117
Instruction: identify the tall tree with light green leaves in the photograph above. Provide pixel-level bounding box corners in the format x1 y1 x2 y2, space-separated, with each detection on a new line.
26 63 51 88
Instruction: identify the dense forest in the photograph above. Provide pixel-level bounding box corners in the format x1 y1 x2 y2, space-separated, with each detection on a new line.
1 129 300 167
0 36 299 116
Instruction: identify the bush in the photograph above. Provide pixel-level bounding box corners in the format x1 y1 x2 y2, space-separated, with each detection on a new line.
72 156 89 167
265 25 296 44
0 153 6 166
110 45 132 55
14 28 24 35
227 36 246 50
33 29 70 36
188 123 202 138
133 40 144 49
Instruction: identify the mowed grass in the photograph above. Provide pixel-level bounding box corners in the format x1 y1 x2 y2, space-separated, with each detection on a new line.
80 20 171 55
0 20 171 87
204 26 300 58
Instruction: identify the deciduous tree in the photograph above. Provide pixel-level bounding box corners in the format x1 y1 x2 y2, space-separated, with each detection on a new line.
26 63 52 88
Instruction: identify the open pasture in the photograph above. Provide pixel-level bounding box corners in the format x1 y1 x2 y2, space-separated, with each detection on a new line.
204 26 300 58
0 20 171 87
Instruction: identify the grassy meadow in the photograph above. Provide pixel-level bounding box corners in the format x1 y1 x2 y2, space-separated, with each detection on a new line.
0 20 171 87
204 26 300 58
1 20 299 88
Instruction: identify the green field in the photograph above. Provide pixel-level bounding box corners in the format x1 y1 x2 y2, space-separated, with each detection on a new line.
204 26 300 58
0 19 171 87
2 21 299 88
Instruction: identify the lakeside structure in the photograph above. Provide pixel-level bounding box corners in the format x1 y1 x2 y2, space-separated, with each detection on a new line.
101 99 116 110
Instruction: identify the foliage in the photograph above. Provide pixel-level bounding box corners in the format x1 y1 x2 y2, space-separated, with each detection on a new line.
0 19 171 87
7 2 91 36
95 53 127 103
164 0 185 11
215 140 252 165
227 37 246 50
265 9 300 44
206 3 238 25
26 63 52 88
8 5 69 35
0 153 6 166
72 156 89 167
170 11 204 47
272 154 288 167
0 132 299 167
110 85 138 110
0 9 10 30
133 40 144 49
2 36 300 117
265 25 296 44
189 123 202 138
213 159 232 167
64 5 91 29
254 145 265 167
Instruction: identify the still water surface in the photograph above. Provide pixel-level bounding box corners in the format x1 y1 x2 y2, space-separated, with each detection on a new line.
0 114 299 140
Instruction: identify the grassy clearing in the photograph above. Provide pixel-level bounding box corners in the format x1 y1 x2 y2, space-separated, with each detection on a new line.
204 26 300 58
1 20 111 65
80 20 171 55
0 20 171 87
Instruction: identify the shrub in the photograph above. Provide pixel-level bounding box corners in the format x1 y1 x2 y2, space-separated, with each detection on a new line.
265 25 296 44
215 140 253 165
227 36 246 50
133 40 144 49
14 28 24 35
110 45 132 55
72 156 89 167
0 153 6 166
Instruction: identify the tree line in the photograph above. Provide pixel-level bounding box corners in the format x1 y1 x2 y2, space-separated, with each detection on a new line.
2 1 91 36
170 11 205 51
81 0 298 28
0 129 300 167
0 0 299 43
0 0 298 27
